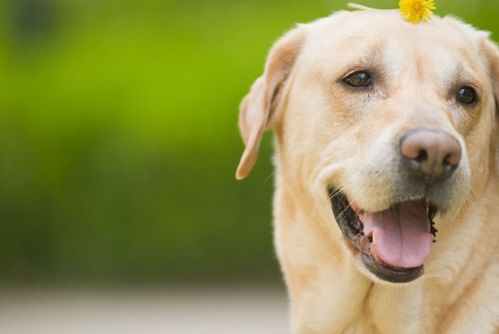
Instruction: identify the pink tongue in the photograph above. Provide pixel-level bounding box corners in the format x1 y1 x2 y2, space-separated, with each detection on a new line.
360 201 433 269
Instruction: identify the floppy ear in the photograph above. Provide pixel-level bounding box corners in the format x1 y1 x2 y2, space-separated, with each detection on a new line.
236 27 307 180
482 39 499 165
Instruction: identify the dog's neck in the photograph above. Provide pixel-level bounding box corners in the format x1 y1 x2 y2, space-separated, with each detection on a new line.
274 177 499 333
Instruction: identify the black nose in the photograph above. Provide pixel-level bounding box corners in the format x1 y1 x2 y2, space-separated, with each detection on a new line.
400 128 462 183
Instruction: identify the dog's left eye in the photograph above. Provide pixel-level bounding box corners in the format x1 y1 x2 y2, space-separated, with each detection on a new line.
343 71 372 88
457 86 477 105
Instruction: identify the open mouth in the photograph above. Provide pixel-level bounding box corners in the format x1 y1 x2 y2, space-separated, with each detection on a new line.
329 189 438 283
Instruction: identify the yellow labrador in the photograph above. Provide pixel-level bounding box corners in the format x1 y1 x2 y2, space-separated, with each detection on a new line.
237 10 499 334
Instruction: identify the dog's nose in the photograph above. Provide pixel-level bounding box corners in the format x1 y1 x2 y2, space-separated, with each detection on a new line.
400 128 462 182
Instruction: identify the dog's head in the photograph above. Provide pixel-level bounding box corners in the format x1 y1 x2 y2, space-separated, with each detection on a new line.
237 11 499 283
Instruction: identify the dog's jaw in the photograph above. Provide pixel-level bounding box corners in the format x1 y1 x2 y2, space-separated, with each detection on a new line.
329 188 439 283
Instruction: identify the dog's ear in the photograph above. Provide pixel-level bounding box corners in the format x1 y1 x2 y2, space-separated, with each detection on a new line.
482 38 499 164
236 27 307 180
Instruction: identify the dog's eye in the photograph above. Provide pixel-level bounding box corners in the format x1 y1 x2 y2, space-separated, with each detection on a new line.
457 86 477 105
343 71 372 88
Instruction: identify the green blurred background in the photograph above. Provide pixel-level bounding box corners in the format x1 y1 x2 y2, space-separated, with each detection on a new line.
0 0 498 285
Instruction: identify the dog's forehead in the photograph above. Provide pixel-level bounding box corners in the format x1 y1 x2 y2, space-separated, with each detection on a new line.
300 11 486 78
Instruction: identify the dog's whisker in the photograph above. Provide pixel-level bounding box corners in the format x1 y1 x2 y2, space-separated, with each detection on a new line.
337 203 353 222
264 171 277 183
328 189 344 201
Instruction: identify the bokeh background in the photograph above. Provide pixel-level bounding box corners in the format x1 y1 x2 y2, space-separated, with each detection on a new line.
1 0 499 332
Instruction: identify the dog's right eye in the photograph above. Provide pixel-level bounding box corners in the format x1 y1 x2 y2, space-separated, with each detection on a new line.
343 71 372 88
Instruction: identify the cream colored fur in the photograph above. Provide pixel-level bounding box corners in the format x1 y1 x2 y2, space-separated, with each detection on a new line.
237 10 499 334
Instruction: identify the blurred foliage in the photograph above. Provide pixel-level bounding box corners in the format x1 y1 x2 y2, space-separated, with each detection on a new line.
0 0 498 284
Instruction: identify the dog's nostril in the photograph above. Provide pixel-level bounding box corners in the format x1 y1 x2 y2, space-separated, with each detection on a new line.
444 150 461 167
443 154 459 174
443 154 453 167
415 150 428 163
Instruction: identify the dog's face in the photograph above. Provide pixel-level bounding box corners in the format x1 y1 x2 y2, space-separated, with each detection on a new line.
237 11 499 283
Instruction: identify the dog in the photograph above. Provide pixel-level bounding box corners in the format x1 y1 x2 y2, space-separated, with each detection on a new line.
236 9 499 334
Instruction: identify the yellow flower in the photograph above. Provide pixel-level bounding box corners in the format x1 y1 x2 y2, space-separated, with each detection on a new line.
399 0 436 24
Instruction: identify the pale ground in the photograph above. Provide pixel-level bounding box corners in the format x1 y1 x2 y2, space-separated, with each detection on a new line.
0 286 289 334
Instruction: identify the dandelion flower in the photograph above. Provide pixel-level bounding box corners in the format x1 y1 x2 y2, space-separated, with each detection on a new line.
399 0 436 24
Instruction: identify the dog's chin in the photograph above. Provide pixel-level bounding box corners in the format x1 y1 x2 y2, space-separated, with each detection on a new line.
329 188 439 284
